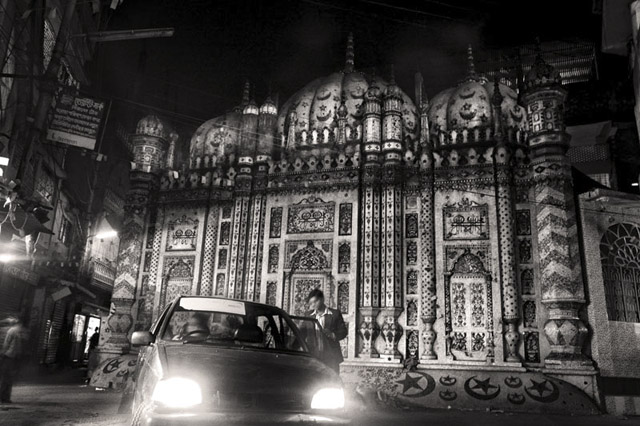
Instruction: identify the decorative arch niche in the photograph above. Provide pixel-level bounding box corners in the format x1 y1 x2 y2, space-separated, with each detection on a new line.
600 222 640 323
282 240 334 315
444 247 494 362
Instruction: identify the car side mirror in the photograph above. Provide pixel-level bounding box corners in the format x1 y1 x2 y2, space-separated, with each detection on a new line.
233 324 263 344
132 331 154 346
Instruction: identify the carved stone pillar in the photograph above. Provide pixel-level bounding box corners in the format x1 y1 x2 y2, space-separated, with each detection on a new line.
522 54 592 369
494 142 521 363
419 150 437 360
228 158 252 299
357 83 383 359
359 307 379 357
99 171 157 356
246 159 268 302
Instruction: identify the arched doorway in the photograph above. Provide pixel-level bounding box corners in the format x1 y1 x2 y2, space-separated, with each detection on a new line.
444 249 493 361
283 240 333 316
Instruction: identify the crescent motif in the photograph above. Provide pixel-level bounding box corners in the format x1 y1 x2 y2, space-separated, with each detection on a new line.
350 89 365 99
316 113 333 122
464 376 501 401
316 90 332 101
510 109 523 123
524 379 560 403
459 90 476 100
507 393 526 405
439 390 457 401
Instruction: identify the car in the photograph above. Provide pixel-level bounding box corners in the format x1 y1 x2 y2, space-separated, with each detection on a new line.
130 296 349 425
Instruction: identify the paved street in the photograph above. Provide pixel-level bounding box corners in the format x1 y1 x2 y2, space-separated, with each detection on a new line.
0 369 637 426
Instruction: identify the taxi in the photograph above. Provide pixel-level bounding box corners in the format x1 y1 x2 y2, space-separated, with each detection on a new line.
130 296 348 425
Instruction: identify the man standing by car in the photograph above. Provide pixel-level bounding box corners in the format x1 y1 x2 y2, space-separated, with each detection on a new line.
305 289 347 374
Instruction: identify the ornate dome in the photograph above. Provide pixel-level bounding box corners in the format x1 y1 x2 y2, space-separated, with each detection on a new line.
276 70 419 148
136 114 168 139
189 111 243 168
427 47 527 140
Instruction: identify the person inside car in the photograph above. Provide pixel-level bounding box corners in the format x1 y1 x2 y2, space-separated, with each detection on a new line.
172 313 210 340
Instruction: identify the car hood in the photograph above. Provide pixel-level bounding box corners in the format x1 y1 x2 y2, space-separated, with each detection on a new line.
159 343 340 396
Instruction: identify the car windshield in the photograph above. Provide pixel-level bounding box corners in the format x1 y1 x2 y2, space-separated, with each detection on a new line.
160 297 308 354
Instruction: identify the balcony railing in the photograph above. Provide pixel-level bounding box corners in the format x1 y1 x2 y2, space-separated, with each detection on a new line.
89 257 117 289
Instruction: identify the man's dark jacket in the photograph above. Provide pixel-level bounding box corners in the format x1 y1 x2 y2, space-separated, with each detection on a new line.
304 307 347 367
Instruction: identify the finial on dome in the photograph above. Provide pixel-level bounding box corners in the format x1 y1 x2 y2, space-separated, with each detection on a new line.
241 80 250 106
492 75 503 106
389 64 396 84
337 93 348 118
345 32 355 73
467 44 476 76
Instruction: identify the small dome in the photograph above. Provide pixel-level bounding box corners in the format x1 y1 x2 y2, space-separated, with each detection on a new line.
189 111 243 166
259 97 278 115
365 83 382 101
427 78 526 138
136 114 167 139
525 54 562 90
243 100 259 115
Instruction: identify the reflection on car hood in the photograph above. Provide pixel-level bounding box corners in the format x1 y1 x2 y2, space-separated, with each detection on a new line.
159 343 339 395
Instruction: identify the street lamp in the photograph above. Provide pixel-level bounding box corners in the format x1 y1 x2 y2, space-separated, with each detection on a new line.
93 215 118 241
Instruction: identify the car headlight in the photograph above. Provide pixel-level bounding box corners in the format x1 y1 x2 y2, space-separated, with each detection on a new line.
311 387 345 410
152 378 202 408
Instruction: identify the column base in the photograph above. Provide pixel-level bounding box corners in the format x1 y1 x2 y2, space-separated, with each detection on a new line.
544 352 594 370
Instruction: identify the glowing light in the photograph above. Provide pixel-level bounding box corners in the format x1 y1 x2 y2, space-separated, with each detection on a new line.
0 254 16 263
632 182 639 187
151 378 202 408
94 230 118 240
311 387 344 410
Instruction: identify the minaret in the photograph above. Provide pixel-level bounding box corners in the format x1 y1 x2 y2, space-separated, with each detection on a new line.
521 48 592 368
358 77 383 359
491 76 521 363
244 95 277 303
382 65 404 167
379 65 403 361
415 71 437 360
415 71 429 148
230 84 259 300
336 94 348 145
345 32 355 73
257 95 278 162
95 115 167 367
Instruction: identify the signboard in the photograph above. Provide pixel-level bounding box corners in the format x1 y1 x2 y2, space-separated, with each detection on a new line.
52 287 72 302
46 92 106 150
3 264 40 286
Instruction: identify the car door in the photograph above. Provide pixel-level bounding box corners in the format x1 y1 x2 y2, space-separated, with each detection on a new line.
289 315 331 361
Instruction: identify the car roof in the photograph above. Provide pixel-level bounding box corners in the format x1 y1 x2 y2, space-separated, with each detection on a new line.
174 295 289 315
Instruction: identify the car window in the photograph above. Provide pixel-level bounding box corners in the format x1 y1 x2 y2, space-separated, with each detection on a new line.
160 298 308 354
150 304 172 335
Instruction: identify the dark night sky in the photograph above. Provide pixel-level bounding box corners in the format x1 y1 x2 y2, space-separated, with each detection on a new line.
91 0 603 134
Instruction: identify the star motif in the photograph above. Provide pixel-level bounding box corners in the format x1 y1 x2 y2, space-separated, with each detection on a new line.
471 377 498 395
527 379 551 397
462 103 473 111
396 373 424 394
319 104 327 112
441 390 455 398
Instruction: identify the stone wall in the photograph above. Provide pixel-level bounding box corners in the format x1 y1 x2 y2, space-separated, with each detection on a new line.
579 189 640 415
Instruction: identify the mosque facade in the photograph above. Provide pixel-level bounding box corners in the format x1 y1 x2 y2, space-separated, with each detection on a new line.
94 36 640 415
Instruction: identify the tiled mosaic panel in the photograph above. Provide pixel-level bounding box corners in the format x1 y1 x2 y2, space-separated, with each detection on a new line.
338 203 352 236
